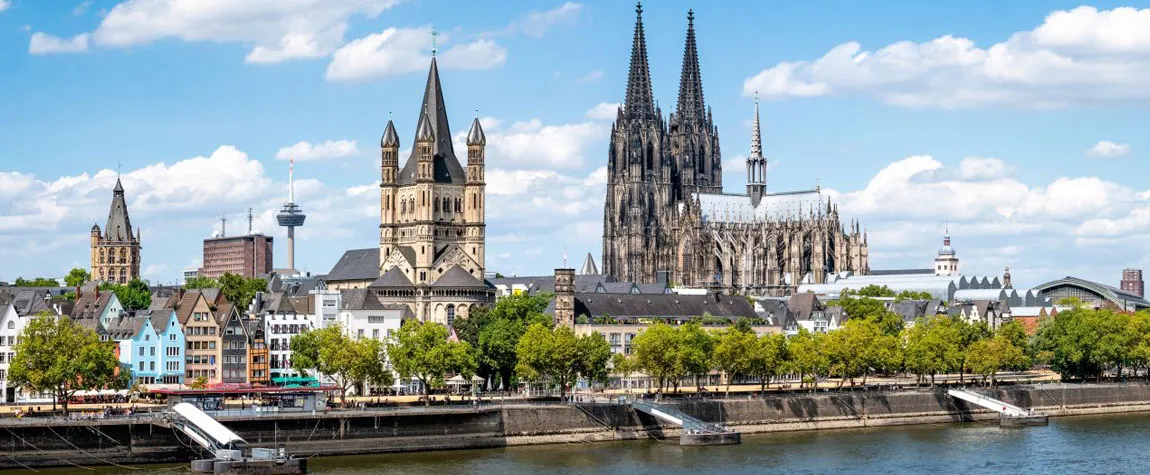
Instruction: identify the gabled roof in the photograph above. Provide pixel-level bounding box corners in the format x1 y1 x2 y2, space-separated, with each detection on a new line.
370 267 414 288
340 288 407 311
174 290 209 325
325 248 381 282
431 266 487 288
561 292 756 320
105 314 150 341
787 293 823 320
71 291 114 320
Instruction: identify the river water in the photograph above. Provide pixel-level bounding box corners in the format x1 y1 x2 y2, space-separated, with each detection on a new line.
29 413 1149 474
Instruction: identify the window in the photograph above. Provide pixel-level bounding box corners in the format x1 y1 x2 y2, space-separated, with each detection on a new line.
446 305 456 328
6 336 12 346
139 347 145 356
358 329 365 338
150 362 155 371
167 346 179 356
170 333 176 341
209 341 216 349
144 334 150 341
6 321 12 329
372 329 380 340
150 347 156 356
138 362 144 371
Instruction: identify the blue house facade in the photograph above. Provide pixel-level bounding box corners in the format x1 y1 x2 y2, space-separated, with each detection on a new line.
111 310 184 385
154 310 184 385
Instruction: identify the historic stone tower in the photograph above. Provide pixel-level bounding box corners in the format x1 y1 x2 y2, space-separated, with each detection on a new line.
553 268 575 328
90 178 141 284
376 56 492 323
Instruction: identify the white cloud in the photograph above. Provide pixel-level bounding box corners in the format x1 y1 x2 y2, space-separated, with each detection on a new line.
0 0 10 13
87 0 403 63
325 27 506 82
463 118 607 169
513 2 582 38
1086 140 1131 158
585 102 620 120
73 1 91 15
744 6 1150 108
275 140 360 161
28 32 90 54
577 70 604 83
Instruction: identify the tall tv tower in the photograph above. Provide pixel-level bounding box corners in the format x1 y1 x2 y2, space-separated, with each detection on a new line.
276 157 306 271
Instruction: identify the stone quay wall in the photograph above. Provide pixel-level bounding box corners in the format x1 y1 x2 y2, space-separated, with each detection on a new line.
3 384 1150 469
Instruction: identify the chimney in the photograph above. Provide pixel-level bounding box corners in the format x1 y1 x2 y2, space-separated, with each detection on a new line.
554 268 575 328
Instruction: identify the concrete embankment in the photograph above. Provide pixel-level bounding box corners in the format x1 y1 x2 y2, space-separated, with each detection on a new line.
3 383 1150 469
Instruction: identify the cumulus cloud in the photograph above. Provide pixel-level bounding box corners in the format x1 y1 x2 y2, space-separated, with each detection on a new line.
83 0 402 63
0 0 10 13
275 140 360 161
510 2 582 38
744 6 1150 108
1086 140 1131 158
464 118 607 169
28 32 90 54
325 27 506 82
584 102 620 120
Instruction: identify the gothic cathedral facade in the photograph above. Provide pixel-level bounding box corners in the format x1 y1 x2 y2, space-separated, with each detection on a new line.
90 178 141 284
376 57 493 324
602 5 868 296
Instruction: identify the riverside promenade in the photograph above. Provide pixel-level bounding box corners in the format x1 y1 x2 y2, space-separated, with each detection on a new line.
0 381 1148 470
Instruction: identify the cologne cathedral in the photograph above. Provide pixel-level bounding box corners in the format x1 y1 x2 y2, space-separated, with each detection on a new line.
602 5 869 296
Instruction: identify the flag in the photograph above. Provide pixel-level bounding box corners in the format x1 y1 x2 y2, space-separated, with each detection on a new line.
447 325 460 343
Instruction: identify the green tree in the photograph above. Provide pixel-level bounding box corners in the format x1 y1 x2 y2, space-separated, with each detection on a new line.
854 285 896 298
479 317 529 390
824 319 884 387
631 323 678 392
966 335 1029 386
219 273 267 310
787 329 828 389
747 333 787 393
672 322 714 392
575 332 612 388
712 327 755 395
388 320 476 405
904 315 962 386
100 279 151 311
291 325 392 404
183 276 219 290
8 313 122 414
954 319 990 383
894 290 934 301
1034 307 1132 381
64 268 90 288
515 323 580 398
470 294 552 389
189 376 208 389
14 277 61 287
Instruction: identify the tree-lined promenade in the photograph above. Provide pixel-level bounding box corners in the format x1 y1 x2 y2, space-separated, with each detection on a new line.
9 289 1150 412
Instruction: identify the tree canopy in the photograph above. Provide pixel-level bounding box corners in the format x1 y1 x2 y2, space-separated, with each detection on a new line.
290 325 392 403
14 277 61 287
8 313 126 413
100 279 151 311
184 276 219 290
64 268 90 288
388 320 476 404
219 273 267 310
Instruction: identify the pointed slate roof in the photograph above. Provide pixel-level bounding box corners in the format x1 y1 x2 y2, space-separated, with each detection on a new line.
398 58 466 185
623 2 655 121
675 9 706 128
579 253 600 275
104 178 135 242
381 119 400 148
370 267 414 288
467 117 486 146
431 266 487 288
325 248 381 282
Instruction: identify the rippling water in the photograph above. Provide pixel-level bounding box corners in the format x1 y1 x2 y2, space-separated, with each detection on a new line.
311 414 1149 474
30 413 1150 474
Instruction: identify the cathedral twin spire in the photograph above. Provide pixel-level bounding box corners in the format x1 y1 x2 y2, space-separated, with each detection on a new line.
624 3 656 121
675 10 706 130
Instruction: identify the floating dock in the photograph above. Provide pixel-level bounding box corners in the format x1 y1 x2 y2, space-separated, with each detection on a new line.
631 400 741 445
946 388 1049 427
169 403 307 474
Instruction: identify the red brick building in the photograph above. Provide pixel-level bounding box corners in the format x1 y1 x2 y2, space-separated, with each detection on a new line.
201 234 274 279
1121 268 1144 298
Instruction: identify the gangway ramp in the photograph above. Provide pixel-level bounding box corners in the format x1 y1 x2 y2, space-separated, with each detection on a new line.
946 388 1048 426
630 400 740 445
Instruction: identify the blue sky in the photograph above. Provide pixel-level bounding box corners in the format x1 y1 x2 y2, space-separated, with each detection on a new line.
1 0 1148 289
